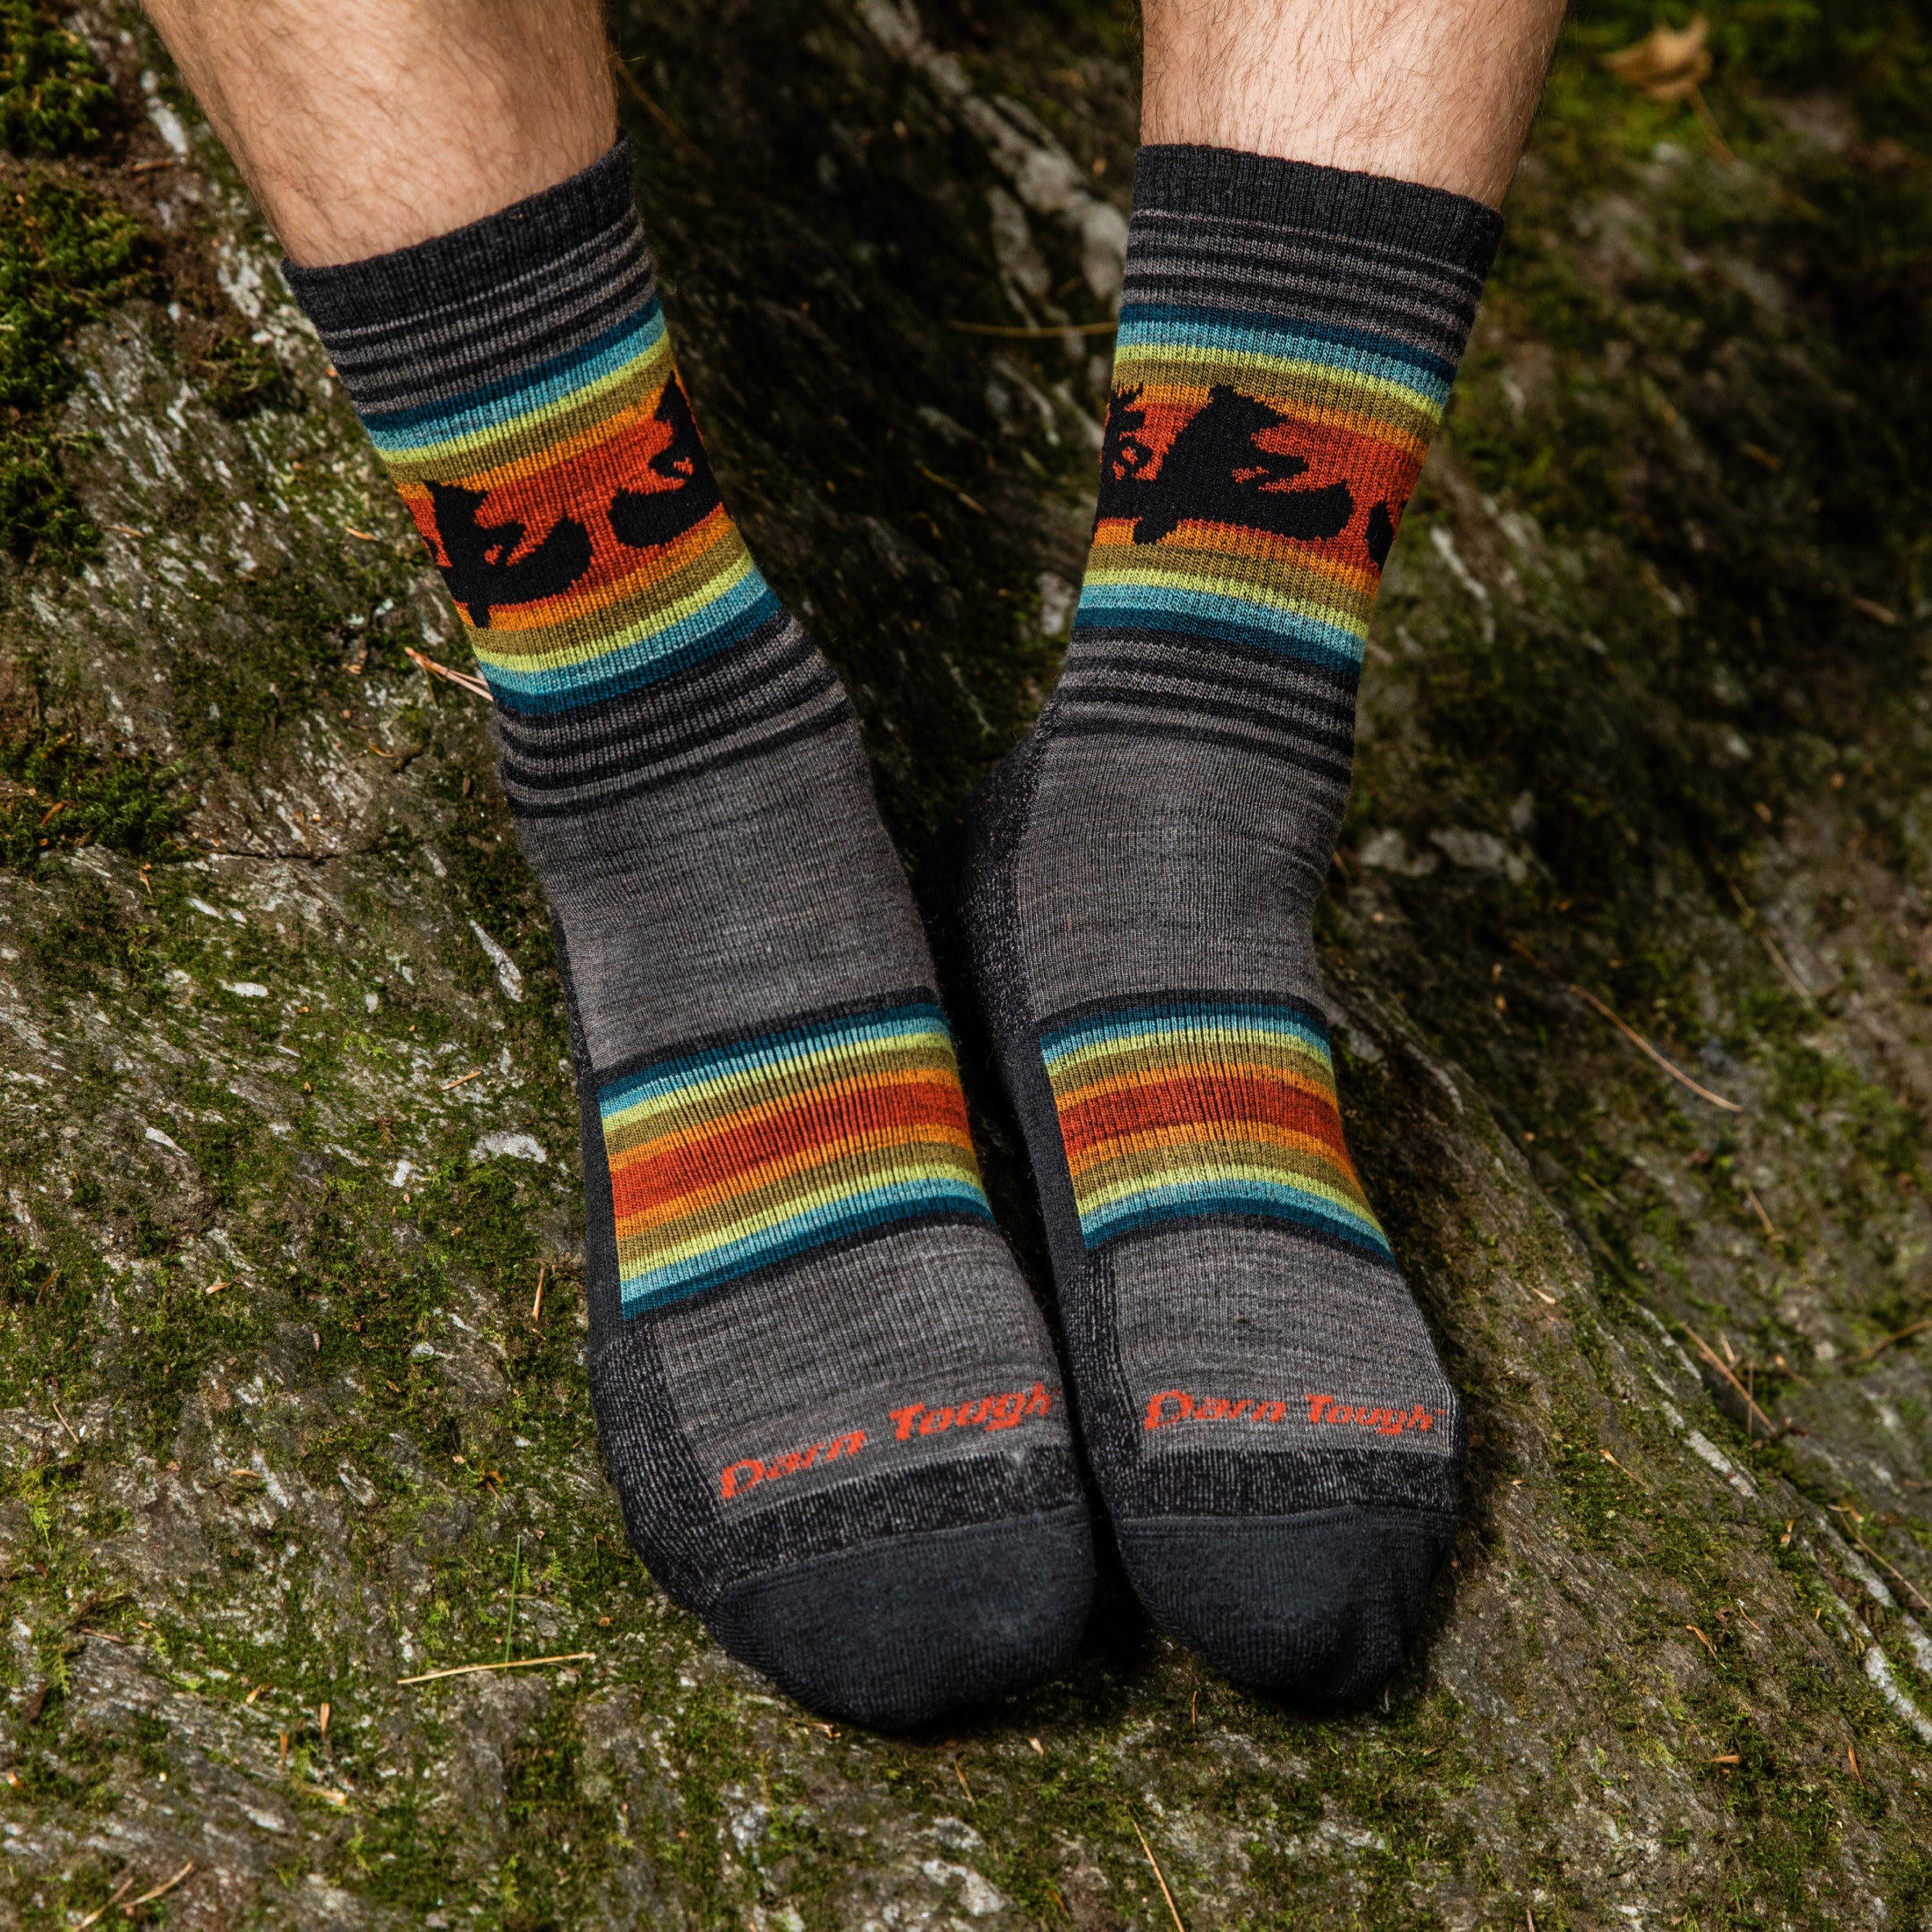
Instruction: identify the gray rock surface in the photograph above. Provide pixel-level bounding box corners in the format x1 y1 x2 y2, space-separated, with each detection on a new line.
3 3 1932 1928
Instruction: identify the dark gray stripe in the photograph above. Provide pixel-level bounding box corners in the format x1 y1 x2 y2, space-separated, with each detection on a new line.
493 617 855 818
319 227 658 417
1133 142 1502 284
284 134 639 336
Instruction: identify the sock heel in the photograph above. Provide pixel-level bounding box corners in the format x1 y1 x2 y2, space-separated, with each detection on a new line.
916 737 1086 1289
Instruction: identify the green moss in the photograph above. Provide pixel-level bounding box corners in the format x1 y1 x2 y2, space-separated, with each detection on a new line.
0 427 94 566
0 2 113 158
0 169 145 566
193 332 299 419
0 733 187 868
0 170 146 412
170 559 417 761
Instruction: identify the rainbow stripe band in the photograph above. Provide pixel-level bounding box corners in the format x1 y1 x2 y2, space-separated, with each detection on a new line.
1075 296 1455 669
1038 999 1392 1261
601 1002 994 1313
1110 303 1462 399
336 226 784 717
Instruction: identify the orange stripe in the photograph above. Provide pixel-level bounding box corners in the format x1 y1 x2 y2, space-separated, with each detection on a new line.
613 1121 978 1236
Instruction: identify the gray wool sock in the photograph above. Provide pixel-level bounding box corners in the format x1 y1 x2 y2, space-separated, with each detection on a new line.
923 145 1501 1700
286 138 1091 1728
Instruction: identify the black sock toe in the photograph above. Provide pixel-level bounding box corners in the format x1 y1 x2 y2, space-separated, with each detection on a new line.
1116 1506 1453 1701
710 1505 1095 1730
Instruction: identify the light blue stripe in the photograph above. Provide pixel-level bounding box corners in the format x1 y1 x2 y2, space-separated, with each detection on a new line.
602 1003 949 1118
363 304 667 454
617 1179 993 1314
1042 1005 1330 1065
1112 303 1455 402
1073 583 1365 667
1081 1181 1391 1259
482 574 781 716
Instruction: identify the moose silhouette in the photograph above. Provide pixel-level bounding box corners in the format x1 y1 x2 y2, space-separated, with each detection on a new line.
425 481 592 629
608 374 722 551
1097 382 1368 551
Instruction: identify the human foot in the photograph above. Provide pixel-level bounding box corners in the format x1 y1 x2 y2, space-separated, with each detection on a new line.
287 139 1092 1727
923 145 1498 1699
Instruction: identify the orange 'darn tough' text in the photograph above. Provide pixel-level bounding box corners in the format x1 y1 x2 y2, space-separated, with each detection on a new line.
1142 1389 1440 1436
719 1381 1057 1501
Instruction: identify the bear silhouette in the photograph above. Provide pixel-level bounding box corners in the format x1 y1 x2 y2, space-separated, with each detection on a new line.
1365 501 1397 568
609 374 723 551
1097 382 1356 548
426 481 592 629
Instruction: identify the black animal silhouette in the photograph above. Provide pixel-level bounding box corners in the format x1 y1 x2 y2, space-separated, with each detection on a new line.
1096 382 1159 518
1097 382 1356 548
426 481 592 629
1364 500 1398 568
608 374 723 551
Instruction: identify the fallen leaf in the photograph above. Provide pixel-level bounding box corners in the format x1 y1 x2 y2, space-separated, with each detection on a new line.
1604 15 1712 102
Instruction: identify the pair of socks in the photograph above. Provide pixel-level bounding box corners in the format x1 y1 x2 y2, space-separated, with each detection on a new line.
287 134 1499 1728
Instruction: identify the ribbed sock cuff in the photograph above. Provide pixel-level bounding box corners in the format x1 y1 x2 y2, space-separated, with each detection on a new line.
282 135 636 335
1132 142 1504 283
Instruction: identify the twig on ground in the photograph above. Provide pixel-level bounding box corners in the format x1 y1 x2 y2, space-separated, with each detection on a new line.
531 1264 547 1326
1852 1532 1932 1617
1129 1816 1187 1932
953 1758 974 1802
612 57 713 170
398 1652 595 1686
439 1069 483 1092
121 1861 195 1914
1856 1317 1932 1365
1682 1325 1786 1442
915 463 987 514
1509 942 1740 1111
1757 929 1816 1003
404 646 492 701
1742 1185 1782 1243
1600 1448 1648 1488
50 1395 80 1447
1686 1624 1718 1659
74 1877 135 1928
1566 981 1741 1111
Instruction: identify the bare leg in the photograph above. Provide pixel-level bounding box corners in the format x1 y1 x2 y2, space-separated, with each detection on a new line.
1141 0 1568 205
139 0 615 263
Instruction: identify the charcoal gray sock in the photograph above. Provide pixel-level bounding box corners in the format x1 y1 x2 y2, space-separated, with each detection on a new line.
287 138 1091 1728
922 146 1500 1699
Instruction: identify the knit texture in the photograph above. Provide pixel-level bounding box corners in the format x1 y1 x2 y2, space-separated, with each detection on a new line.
923 145 1499 1701
287 138 1092 1727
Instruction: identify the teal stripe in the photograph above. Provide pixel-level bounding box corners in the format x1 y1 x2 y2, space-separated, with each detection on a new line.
1072 582 1364 667
603 1003 949 1118
363 305 667 456
1113 307 1452 407
1042 1003 1330 1066
482 573 779 714
617 1179 993 1314
1082 1180 1393 1261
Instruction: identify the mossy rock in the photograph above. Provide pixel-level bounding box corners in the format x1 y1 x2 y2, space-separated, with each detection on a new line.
2 2 1932 1928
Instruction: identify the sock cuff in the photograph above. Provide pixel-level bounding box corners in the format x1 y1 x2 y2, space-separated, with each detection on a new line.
282 134 638 336
1133 142 1503 283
